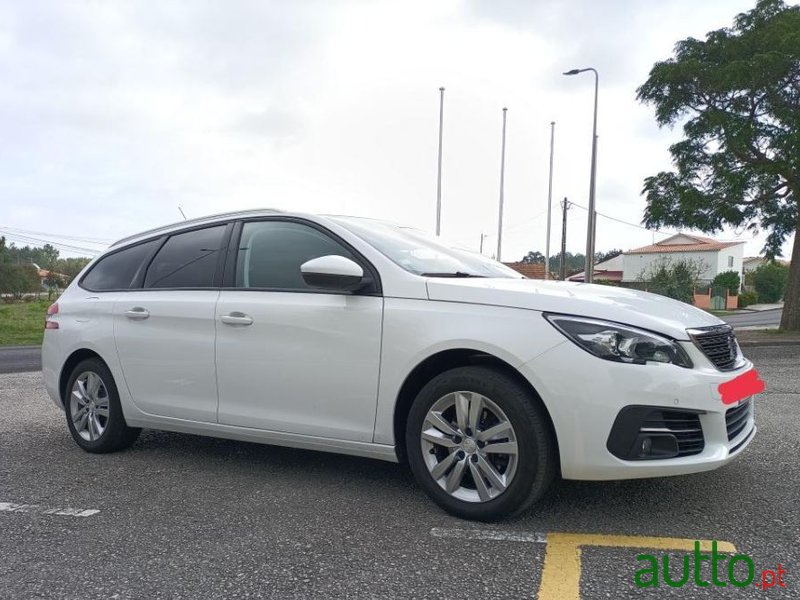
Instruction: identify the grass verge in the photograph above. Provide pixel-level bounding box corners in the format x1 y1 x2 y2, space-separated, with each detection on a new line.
0 300 49 345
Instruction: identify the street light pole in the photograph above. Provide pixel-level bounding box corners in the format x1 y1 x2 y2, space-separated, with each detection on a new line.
435 86 445 236
563 67 599 283
497 107 508 262
545 121 555 280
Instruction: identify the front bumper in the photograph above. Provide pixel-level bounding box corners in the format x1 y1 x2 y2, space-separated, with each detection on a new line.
519 339 757 481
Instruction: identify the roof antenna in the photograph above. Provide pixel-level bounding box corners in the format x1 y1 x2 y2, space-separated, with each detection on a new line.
178 206 187 220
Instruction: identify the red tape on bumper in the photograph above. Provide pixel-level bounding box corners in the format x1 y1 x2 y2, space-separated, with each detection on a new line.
718 369 765 405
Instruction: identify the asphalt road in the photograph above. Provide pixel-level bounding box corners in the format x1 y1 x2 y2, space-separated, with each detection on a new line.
0 345 41 374
722 308 782 328
1 347 798 599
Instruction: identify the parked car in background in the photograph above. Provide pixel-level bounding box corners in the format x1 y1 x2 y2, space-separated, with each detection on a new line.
42 210 756 520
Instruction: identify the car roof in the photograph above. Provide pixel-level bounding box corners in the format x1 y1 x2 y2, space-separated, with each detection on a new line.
109 209 409 251
110 208 287 248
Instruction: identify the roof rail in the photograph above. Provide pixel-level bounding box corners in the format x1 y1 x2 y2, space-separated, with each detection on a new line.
110 208 284 247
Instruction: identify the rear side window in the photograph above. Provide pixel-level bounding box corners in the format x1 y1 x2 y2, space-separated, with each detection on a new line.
81 239 160 291
144 226 226 289
236 221 355 290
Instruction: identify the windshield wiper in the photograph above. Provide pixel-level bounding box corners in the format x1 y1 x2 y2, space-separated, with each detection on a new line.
420 271 487 278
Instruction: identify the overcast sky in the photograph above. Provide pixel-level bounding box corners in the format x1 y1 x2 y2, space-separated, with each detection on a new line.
0 0 793 261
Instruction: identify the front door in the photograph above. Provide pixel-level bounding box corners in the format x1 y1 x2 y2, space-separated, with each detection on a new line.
215 219 383 442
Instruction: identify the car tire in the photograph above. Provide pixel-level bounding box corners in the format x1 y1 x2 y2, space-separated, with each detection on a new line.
406 365 556 521
64 358 141 453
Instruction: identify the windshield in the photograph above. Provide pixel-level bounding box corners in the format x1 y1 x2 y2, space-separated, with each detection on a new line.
331 217 524 278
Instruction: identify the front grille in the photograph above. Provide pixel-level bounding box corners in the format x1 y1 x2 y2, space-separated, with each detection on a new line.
688 325 740 370
641 409 705 457
726 399 752 441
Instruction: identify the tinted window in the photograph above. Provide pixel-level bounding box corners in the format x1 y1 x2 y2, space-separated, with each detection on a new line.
81 239 160 291
236 221 355 290
144 226 226 288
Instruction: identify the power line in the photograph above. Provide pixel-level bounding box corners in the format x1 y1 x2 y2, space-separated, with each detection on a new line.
568 202 670 234
0 225 112 245
0 230 101 255
483 208 550 239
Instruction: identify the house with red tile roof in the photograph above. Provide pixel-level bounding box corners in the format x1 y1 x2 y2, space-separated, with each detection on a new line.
620 233 745 284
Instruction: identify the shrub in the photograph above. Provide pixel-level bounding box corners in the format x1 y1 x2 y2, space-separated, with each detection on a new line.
638 257 706 304
738 290 758 308
712 270 741 295
753 262 789 303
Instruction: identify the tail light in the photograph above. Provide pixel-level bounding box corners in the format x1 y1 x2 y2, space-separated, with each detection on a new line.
45 302 59 330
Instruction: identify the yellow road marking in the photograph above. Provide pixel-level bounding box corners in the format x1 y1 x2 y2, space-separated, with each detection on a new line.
537 533 737 600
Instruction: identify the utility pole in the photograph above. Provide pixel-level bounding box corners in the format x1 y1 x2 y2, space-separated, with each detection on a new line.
497 107 508 262
560 197 570 280
545 121 555 280
563 67 599 283
435 87 445 236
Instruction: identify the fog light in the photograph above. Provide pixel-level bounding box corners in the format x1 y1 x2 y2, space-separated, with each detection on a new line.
634 433 679 459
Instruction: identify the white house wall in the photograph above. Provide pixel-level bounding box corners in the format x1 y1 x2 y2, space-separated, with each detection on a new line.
622 246 744 283
715 245 744 282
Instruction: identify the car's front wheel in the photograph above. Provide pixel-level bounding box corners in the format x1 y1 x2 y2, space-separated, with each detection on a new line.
64 358 141 453
406 366 556 521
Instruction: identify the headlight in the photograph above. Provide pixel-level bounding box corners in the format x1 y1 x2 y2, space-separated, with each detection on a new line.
544 314 693 368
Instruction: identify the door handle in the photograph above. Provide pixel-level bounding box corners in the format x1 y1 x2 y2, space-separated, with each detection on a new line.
221 312 253 326
124 307 150 320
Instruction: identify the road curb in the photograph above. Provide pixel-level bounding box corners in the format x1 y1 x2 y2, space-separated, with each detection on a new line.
738 339 800 348
0 345 42 350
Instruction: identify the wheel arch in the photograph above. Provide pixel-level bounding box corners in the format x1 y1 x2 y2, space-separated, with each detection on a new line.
392 349 560 469
59 348 107 405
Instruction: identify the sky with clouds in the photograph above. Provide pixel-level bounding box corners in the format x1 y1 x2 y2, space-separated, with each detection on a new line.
0 0 794 261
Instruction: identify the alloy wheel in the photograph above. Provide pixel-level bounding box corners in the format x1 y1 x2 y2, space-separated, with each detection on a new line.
420 391 518 503
70 371 110 442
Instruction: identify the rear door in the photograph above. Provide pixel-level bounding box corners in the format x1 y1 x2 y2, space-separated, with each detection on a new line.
113 224 231 422
215 219 383 442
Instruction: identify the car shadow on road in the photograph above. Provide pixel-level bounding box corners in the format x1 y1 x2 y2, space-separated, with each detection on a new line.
122 428 748 530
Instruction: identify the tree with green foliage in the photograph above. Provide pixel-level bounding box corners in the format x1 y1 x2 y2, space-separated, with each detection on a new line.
638 257 706 305
711 270 742 295
55 257 92 281
0 236 92 293
637 0 800 330
0 263 41 299
521 251 545 264
753 261 789 302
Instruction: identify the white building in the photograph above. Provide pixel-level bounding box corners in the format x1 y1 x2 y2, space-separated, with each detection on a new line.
621 233 745 285
743 256 767 273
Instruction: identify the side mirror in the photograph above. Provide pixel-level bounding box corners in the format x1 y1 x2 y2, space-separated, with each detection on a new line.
300 255 367 292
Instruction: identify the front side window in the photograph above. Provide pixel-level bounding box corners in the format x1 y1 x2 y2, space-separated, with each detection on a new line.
728 256 734 268
144 225 226 289
81 239 160 291
236 221 355 290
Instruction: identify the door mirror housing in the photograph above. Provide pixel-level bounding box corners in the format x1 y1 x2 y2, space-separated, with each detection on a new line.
300 255 367 292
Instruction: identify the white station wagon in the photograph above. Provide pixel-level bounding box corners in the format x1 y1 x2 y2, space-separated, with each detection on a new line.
42 209 756 520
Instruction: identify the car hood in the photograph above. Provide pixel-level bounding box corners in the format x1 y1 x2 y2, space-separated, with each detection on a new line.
425 278 725 340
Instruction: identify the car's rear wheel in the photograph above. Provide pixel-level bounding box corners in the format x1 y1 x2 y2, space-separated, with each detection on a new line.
406 366 556 521
64 358 141 453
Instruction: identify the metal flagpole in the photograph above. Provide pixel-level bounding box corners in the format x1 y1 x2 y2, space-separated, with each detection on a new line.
545 121 555 279
435 87 445 236
497 107 508 262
